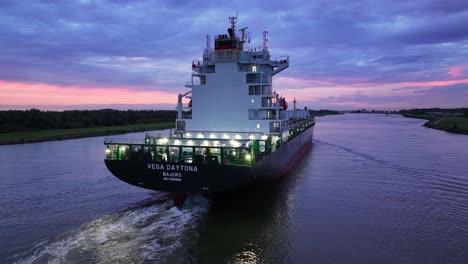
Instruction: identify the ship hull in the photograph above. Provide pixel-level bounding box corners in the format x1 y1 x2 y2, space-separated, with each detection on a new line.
251 123 314 183
104 125 314 193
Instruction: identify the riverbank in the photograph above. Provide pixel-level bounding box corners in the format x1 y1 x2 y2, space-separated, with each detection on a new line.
402 114 468 135
310 109 343 117
0 122 174 145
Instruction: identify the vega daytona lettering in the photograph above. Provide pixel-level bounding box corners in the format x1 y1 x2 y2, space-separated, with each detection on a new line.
147 163 198 172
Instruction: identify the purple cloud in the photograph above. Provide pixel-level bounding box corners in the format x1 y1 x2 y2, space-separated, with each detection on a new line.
0 0 467 109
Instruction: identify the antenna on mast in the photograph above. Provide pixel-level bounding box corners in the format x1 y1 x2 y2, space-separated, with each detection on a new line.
206 34 211 51
262 30 269 51
229 14 237 31
293 97 297 119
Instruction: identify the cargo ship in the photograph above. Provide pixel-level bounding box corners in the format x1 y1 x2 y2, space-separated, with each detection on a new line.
104 16 315 193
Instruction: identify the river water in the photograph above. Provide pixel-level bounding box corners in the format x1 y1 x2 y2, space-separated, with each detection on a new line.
1 114 467 263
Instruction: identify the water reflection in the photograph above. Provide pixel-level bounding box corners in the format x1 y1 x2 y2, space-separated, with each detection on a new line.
195 152 309 263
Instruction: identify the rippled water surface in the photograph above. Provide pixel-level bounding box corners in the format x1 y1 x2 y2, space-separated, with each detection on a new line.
1 114 468 263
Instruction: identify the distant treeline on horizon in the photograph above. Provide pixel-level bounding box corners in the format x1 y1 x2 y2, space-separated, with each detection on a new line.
399 108 468 115
0 109 177 133
1 108 467 134
309 109 342 116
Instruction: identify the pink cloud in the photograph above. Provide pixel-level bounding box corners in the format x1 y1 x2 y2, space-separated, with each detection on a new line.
275 75 468 107
448 66 462 77
0 81 178 106
400 78 468 88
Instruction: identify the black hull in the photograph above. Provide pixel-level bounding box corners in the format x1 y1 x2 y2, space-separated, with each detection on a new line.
105 125 314 193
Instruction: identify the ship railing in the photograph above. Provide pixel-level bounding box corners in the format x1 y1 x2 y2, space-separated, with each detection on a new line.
192 60 203 68
106 137 258 149
104 138 146 145
105 141 258 167
270 55 289 76
104 135 279 167
270 55 289 65
194 66 216 74
286 118 315 140
248 116 278 120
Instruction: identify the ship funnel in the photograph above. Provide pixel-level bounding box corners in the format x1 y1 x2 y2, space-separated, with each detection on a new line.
228 28 234 38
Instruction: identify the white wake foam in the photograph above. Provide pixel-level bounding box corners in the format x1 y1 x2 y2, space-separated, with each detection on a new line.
13 195 210 264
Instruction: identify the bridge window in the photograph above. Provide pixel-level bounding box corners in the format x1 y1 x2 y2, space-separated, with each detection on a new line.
270 121 280 133
248 85 261 95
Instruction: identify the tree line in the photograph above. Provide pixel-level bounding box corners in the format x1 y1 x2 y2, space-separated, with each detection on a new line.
309 109 342 116
0 109 177 133
399 108 468 117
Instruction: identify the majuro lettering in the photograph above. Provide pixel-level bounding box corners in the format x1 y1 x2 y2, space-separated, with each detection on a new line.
147 163 198 172
163 172 182 177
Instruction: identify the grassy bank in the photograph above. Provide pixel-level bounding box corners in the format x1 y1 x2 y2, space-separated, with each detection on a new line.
0 122 175 145
403 114 468 135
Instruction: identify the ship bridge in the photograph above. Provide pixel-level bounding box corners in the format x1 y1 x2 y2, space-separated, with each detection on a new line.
176 16 294 150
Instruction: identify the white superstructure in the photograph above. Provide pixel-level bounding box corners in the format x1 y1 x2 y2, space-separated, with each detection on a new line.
176 16 291 141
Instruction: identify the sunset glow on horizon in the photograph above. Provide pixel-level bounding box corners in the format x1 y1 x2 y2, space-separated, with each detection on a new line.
0 0 467 110
0 81 178 109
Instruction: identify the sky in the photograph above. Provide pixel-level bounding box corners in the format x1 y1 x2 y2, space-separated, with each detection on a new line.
0 0 467 111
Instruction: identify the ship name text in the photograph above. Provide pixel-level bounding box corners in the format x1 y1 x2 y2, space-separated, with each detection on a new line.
147 163 199 172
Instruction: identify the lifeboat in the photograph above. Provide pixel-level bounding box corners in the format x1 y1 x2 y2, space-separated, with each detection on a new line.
281 98 288 110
